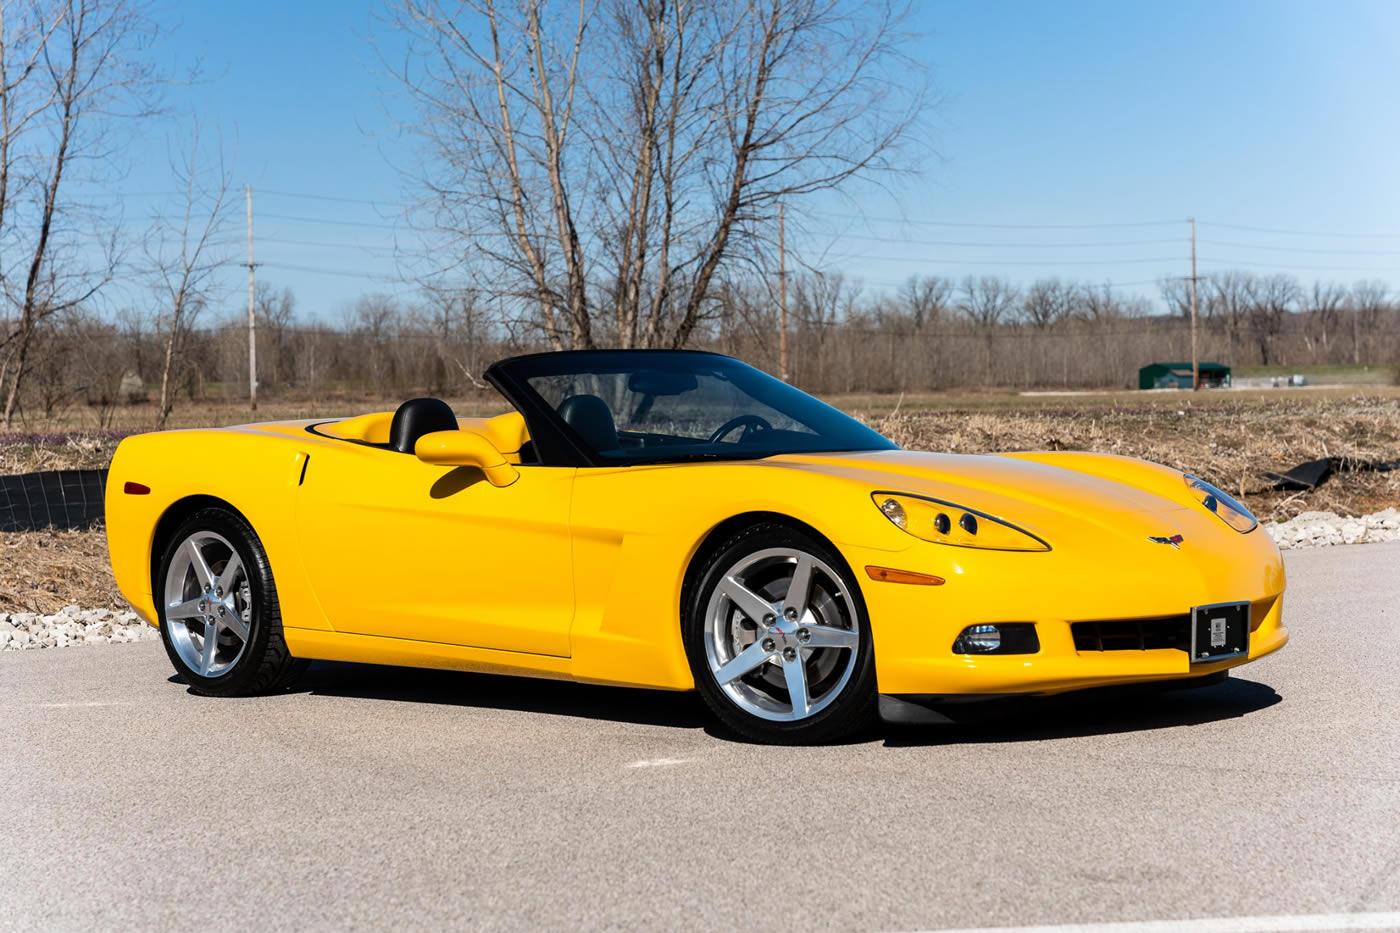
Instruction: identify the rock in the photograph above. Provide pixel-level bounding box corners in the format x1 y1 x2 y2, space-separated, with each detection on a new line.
1264 508 1400 550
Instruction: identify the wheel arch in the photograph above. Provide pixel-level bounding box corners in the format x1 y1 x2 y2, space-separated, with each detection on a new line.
149 495 254 597
679 510 857 622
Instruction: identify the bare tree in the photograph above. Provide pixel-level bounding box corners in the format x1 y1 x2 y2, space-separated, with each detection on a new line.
1204 270 1254 362
147 124 234 428
1305 281 1346 359
0 0 160 426
346 293 402 389
898 274 951 329
1157 276 1193 321
1022 278 1073 330
957 275 1017 381
956 275 1018 331
1245 273 1299 366
254 282 297 387
1352 280 1389 365
792 269 855 343
1075 281 1124 325
389 0 925 349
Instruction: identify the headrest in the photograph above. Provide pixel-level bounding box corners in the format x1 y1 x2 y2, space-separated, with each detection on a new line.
557 394 618 452
389 397 458 453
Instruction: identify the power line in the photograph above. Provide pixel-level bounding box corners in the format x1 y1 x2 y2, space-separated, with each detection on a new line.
258 187 411 208
261 235 398 252
810 211 1186 230
853 276 1164 291
259 211 510 239
88 186 1400 241
1200 239 1400 257
829 233 1186 249
259 260 406 282
259 211 405 231
815 254 1187 267
1197 220 1400 240
1196 258 1399 274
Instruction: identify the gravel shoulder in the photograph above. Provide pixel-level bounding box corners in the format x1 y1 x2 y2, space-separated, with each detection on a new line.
1263 507 1400 548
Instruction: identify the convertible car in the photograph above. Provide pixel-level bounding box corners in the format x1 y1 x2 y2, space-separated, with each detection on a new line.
105 350 1287 743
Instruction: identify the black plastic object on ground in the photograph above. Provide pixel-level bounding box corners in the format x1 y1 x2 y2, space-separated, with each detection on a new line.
0 469 108 532
1263 457 1333 490
1264 456 1400 491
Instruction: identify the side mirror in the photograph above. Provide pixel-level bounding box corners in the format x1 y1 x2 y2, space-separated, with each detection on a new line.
414 430 519 487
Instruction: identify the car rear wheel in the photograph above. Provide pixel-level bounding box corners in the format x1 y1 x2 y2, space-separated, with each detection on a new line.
156 507 304 697
683 523 877 744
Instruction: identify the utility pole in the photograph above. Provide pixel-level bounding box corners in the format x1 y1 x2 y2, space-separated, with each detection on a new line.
778 203 788 382
1189 216 1199 391
246 185 257 412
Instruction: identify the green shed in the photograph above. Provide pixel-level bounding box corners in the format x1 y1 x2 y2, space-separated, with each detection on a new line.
1137 362 1231 390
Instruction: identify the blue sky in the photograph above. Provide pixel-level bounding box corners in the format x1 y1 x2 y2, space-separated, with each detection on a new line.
109 0 1400 320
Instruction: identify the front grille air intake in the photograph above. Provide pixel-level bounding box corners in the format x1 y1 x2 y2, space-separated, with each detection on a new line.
1071 615 1192 652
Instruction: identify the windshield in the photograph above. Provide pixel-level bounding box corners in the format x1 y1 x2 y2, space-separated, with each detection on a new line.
491 351 896 466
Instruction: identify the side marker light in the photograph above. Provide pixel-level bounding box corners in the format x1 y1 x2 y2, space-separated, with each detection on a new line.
865 566 945 586
123 482 150 495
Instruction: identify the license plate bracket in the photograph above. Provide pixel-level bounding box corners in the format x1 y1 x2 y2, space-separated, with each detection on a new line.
1190 601 1250 663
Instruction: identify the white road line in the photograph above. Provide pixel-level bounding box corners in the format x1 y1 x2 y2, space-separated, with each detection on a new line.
34 701 131 708
625 757 690 768
911 912 1400 933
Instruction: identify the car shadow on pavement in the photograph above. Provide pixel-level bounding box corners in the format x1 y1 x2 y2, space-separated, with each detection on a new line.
878 677 1282 747
174 665 1279 744
289 661 713 730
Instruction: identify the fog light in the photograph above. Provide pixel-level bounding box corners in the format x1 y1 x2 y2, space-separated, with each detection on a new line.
956 624 1000 652
952 623 1040 655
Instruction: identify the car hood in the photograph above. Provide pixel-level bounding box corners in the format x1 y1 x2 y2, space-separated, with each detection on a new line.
766 449 1191 538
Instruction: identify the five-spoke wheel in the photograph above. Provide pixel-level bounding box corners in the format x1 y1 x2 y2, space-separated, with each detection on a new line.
163 530 252 679
155 507 304 696
685 523 875 743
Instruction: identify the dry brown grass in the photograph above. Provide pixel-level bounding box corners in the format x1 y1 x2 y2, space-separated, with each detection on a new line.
0 527 124 615
862 394 1400 521
2 389 1397 613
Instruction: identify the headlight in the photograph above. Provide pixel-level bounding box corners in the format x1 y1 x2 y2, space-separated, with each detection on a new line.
873 492 1049 551
1183 474 1257 533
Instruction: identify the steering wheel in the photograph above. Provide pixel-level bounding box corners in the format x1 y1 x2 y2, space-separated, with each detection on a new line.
708 414 773 444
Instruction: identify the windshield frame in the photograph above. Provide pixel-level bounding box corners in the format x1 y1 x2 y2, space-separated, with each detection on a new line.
484 349 896 468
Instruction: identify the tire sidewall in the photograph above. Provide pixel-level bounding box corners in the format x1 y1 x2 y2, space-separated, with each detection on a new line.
683 522 877 743
156 507 278 697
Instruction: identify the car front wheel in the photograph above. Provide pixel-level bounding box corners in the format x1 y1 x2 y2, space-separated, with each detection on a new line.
684 522 877 744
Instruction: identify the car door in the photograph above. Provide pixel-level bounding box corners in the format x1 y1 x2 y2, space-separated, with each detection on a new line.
295 442 575 656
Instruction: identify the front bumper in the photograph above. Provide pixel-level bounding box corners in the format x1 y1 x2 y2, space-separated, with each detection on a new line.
843 522 1288 697
873 595 1286 697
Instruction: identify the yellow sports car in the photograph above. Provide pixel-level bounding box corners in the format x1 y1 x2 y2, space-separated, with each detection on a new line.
105 350 1287 743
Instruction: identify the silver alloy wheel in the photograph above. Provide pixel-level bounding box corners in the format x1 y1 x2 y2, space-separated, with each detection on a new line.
703 547 860 722
163 531 253 679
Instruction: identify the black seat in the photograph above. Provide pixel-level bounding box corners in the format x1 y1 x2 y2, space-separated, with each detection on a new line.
557 394 618 451
389 397 458 453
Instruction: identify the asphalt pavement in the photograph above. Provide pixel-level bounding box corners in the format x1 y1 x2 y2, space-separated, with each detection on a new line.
2 543 1398 932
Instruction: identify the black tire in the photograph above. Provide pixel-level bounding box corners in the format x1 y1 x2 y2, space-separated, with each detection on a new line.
155 507 306 697
682 522 877 744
